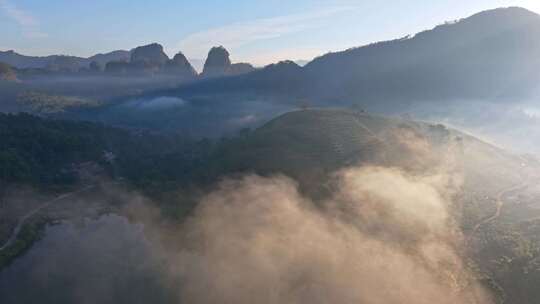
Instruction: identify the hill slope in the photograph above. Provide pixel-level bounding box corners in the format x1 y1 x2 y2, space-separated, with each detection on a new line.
218 109 528 196
304 7 540 104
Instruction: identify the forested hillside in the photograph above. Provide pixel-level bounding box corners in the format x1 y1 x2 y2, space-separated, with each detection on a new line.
0 113 215 189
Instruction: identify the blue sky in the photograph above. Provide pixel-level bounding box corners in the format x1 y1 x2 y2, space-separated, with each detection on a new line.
1 0 539 65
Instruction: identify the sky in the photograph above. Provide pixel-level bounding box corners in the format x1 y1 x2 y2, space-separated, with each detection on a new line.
1 0 539 66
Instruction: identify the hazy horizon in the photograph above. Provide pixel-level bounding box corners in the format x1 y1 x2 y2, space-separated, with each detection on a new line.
2 0 540 66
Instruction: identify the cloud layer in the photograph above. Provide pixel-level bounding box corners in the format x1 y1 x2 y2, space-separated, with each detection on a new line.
168 166 492 304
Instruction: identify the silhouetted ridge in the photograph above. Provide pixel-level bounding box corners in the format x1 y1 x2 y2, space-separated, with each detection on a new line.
301 7 540 104
165 7 540 105
0 49 131 70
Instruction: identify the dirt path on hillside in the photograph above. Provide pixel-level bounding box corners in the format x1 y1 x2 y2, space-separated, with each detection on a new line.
0 185 95 251
470 180 530 236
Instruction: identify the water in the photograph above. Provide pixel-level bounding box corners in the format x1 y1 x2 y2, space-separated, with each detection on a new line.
0 214 178 304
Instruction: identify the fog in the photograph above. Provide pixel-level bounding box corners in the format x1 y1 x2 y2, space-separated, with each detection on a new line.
168 166 490 304
0 110 505 304
4 5 540 303
86 95 294 137
407 99 540 154
0 215 177 304
1 163 494 304
122 96 187 110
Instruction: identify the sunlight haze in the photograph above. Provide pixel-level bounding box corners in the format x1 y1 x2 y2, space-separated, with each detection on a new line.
1 0 539 65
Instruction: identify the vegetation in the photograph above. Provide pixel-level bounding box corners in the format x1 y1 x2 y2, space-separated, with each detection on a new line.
0 217 47 269
17 91 101 113
0 113 119 186
0 113 221 190
2 109 540 304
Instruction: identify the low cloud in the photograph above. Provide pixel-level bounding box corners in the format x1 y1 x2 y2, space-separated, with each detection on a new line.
167 166 492 304
0 120 494 303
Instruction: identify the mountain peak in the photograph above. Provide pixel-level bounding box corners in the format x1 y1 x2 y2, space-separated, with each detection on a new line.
425 6 540 37
202 46 232 77
130 43 169 66
470 6 538 18
164 51 197 78
201 46 255 78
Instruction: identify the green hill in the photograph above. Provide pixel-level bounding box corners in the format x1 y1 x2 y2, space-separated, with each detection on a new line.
220 109 540 303
222 109 526 192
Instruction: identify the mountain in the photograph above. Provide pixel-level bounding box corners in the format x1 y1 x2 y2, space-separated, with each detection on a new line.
0 50 86 70
211 109 540 304
202 46 231 77
130 43 169 66
302 7 540 104
171 7 540 108
174 60 303 98
201 46 255 78
0 49 130 70
88 50 131 67
102 43 197 78
164 52 197 79
211 108 527 200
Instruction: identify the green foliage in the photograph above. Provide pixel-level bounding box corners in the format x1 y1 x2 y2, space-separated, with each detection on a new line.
0 113 223 192
0 113 116 185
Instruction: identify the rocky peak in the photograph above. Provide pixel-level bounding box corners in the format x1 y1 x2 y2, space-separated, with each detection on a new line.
202 46 255 78
204 46 231 67
164 51 197 78
170 52 193 68
202 46 231 77
130 43 169 66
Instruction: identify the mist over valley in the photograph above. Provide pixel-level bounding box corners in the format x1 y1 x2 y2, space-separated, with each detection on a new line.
3 4 540 304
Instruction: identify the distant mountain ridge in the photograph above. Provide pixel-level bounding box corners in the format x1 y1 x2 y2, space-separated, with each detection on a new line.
0 49 131 70
4 6 539 105
1 44 255 79
168 7 540 108
104 43 198 79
